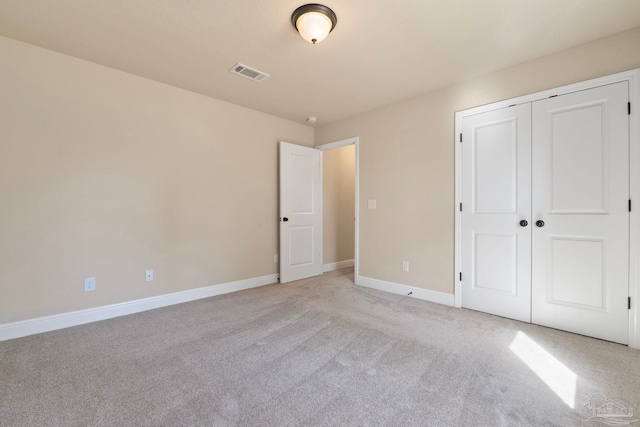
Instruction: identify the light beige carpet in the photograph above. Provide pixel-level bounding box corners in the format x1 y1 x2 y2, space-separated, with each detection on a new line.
1 268 638 426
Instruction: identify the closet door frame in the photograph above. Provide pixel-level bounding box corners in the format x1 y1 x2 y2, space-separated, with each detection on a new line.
454 69 640 349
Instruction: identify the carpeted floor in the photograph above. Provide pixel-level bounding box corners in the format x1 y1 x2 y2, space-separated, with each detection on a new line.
1 268 638 426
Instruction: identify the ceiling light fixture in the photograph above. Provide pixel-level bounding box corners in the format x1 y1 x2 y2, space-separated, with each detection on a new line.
291 4 337 45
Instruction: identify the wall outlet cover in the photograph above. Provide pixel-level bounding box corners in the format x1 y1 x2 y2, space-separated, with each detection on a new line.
84 277 96 292
146 270 154 282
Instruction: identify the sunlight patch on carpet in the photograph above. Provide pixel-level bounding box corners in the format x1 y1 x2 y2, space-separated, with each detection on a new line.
509 331 577 408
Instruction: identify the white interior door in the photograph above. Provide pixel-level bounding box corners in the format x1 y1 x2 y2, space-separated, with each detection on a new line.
279 142 322 283
531 82 629 344
461 104 532 322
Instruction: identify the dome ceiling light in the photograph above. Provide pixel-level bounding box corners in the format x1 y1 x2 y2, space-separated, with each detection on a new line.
291 4 337 45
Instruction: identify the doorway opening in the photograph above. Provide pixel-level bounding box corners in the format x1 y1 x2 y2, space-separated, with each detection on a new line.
316 137 359 280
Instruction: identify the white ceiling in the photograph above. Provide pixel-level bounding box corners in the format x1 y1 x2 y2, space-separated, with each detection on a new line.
1 1 639 126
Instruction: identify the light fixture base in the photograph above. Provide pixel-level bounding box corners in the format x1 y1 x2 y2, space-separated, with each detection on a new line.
291 4 337 44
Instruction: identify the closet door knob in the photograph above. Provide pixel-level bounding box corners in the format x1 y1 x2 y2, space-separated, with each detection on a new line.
536 220 545 227
519 220 528 227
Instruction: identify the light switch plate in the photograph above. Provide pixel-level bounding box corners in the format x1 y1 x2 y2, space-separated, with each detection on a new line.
368 199 377 209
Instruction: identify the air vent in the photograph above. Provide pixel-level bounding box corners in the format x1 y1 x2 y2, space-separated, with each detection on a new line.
229 63 270 82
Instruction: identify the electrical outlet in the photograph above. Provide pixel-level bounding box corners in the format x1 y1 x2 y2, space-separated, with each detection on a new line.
368 199 377 209
84 277 96 292
402 261 409 272
146 270 154 282
274 253 279 263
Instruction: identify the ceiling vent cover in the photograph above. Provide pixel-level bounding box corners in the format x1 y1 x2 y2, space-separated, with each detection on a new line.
229 63 270 82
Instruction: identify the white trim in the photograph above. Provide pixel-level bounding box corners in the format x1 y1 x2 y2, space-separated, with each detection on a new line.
454 68 640 348
456 69 639 118
323 259 355 272
0 274 278 342
629 70 640 349
354 139 360 279
454 109 463 309
319 151 324 271
315 137 358 151
357 275 455 307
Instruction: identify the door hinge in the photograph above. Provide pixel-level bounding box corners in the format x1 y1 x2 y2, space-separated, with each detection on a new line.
629 297 632 310
629 199 632 212
459 133 462 143
459 203 462 212
459 272 462 281
629 102 631 115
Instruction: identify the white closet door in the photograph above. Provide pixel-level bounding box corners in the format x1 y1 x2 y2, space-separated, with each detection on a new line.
461 104 532 322
531 82 629 344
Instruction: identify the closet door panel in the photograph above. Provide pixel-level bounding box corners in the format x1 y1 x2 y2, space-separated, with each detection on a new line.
531 82 629 344
461 105 532 322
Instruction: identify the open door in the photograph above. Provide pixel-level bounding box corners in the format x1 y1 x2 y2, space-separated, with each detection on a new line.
279 142 322 283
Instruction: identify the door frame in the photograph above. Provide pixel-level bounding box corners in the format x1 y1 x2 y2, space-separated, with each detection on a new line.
315 137 360 280
454 69 640 348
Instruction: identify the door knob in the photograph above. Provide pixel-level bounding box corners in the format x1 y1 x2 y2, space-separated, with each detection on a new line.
536 220 545 227
519 220 528 227
282 217 289 222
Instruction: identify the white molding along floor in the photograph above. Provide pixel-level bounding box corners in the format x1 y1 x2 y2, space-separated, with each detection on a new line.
357 275 455 307
0 274 278 341
323 259 355 272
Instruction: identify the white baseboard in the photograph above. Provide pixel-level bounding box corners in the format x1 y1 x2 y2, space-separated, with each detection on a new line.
323 259 355 272
356 275 455 307
0 273 278 342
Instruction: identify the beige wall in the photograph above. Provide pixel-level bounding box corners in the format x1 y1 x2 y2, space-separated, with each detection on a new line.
315 26 640 294
3 25 640 325
0 36 313 323
322 145 355 265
